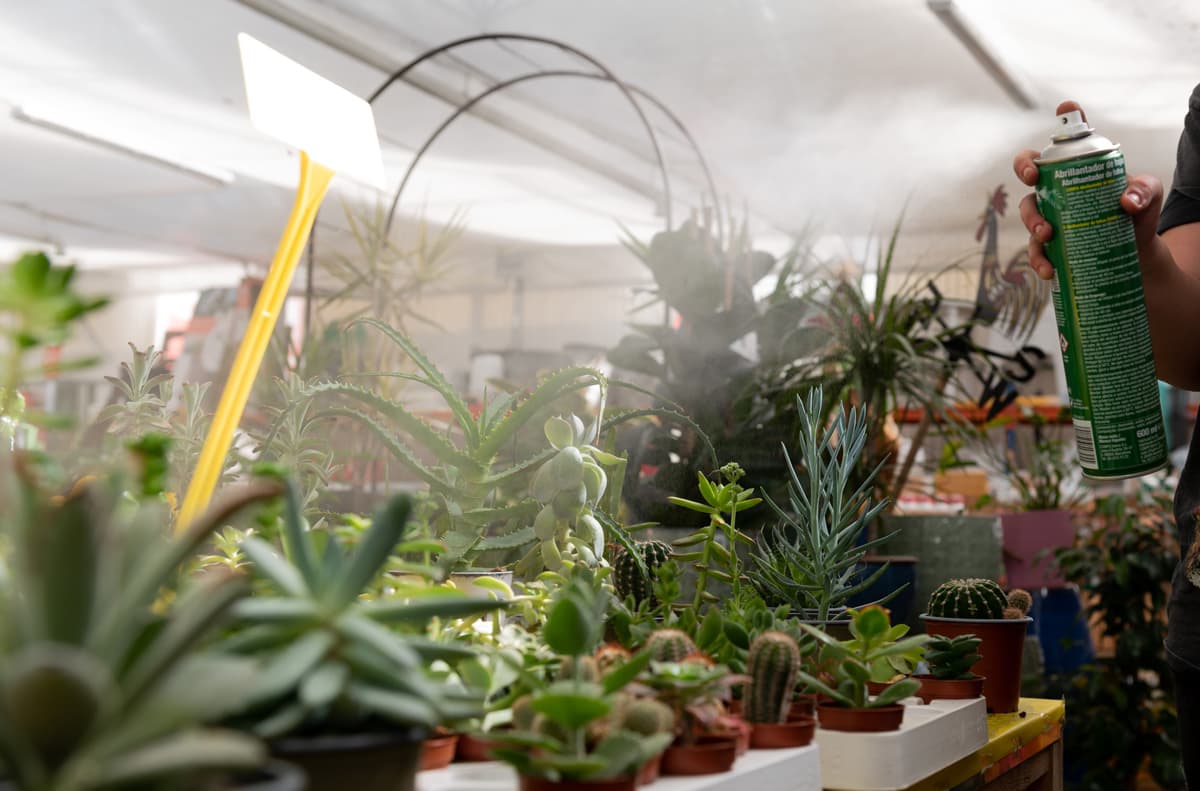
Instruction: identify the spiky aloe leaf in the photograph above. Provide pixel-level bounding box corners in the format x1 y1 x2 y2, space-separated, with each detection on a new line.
315 406 451 492
476 366 606 460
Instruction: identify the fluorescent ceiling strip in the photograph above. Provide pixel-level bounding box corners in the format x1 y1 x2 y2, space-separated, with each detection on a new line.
11 105 236 187
928 0 1037 110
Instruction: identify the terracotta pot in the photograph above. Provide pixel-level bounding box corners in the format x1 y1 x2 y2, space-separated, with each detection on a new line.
816 703 905 733
636 752 663 786
913 674 985 704
865 680 896 696
715 718 752 755
519 775 637 791
920 615 1031 713
749 718 815 749
215 761 307 791
728 698 743 717
272 729 425 791
455 731 503 762
660 736 738 776
419 732 459 771
788 694 817 720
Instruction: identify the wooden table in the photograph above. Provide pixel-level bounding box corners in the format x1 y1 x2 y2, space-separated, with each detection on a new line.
906 699 1065 791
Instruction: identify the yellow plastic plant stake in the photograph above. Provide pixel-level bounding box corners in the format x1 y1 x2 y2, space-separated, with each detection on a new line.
177 35 383 529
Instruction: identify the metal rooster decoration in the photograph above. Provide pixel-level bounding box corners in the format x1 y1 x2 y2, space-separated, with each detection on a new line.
971 185 1049 343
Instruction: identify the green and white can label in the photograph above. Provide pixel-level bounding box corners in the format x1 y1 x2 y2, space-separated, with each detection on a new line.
1036 149 1167 479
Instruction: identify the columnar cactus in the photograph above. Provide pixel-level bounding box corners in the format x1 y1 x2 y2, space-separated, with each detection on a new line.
745 631 801 724
614 540 673 604
927 578 1007 619
924 634 983 680
1005 588 1033 618
642 629 698 663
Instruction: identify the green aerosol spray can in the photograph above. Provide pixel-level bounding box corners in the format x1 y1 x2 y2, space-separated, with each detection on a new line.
1035 110 1167 479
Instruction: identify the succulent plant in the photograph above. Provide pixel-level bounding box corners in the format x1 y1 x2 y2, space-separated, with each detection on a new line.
924 635 983 680
614 697 676 736
642 629 698 663
745 631 801 724
1006 588 1033 616
927 578 1008 620
558 655 601 683
594 643 632 677
614 540 673 605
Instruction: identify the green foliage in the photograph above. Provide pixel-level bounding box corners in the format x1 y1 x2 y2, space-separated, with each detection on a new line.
745 631 801 724
0 447 279 791
489 575 670 782
1038 486 1182 791
926 578 1007 620
637 658 746 744
796 607 928 709
0 251 107 427
924 635 982 681
218 483 506 738
750 390 899 619
669 461 761 610
613 540 672 605
248 374 338 519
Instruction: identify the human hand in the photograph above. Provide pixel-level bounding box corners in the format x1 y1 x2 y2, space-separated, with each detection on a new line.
1013 100 1165 280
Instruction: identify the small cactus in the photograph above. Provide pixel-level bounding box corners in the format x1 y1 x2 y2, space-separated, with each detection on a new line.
641 629 698 663
924 634 982 680
614 698 675 736
1006 588 1033 617
511 695 536 730
614 540 673 605
594 643 631 677
927 578 1007 619
745 631 801 724
558 655 600 682
1002 607 1024 620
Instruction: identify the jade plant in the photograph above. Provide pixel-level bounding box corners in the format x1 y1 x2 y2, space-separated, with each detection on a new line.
924 635 983 680
0 446 280 791
489 572 671 783
669 461 761 609
744 631 801 724
218 480 507 738
751 390 899 620
796 607 928 709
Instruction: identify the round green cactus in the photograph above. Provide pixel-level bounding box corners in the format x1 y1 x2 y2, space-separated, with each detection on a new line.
615 698 675 736
1006 588 1033 617
641 629 698 663
745 631 801 724
614 540 672 605
927 578 1007 620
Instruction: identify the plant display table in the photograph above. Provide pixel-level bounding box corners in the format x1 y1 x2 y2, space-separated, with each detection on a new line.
904 698 1065 791
418 744 821 790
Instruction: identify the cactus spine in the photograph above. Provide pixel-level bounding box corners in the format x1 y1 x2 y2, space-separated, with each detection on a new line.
927 578 1007 619
1006 588 1033 617
745 631 801 724
642 629 698 663
614 698 676 736
614 540 672 605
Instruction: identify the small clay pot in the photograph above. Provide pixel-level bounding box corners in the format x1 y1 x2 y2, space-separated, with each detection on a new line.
749 718 816 749
455 731 503 762
715 718 752 755
660 736 738 776
913 674 986 704
418 732 459 771
636 752 663 786
788 694 817 720
866 679 907 697
816 702 906 733
519 775 637 791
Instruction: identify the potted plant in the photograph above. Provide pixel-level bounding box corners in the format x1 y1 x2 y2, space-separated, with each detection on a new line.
218 481 507 791
914 634 985 703
489 573 672 791
0 447 296 790
743 632 815 748
796 607 929 732
750 390 903 634
919 579 1032 713
637 653 748 775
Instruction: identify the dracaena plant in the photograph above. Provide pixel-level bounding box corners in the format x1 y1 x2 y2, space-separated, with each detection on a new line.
217 479 507 739
796 606 928 709
0 442 282 791
750 389 901 621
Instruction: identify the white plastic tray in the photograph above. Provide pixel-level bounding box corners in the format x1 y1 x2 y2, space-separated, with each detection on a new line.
419 744 821 791
817 698 987 790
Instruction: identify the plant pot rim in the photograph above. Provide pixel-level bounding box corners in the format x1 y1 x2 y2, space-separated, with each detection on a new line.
816 702 905 713
912 673 985 681
272 728 427 754
920 614 1033 624
860 554 919 563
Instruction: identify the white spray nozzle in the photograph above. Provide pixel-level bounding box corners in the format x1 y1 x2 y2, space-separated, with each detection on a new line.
1052 110 1093 141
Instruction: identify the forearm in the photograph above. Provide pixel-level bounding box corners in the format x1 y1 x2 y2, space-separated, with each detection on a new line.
1144 225 1200 390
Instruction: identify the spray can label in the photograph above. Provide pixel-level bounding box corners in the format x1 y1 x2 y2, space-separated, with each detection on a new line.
1036 147 1167 479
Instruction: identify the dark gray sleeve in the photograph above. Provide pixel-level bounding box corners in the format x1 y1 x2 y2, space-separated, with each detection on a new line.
1159 83 1200 234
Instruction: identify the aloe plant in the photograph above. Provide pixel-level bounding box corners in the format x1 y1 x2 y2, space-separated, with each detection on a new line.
0 446 280 791
218 478 508 738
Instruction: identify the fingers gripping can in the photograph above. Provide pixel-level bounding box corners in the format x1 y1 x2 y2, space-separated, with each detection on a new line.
1034 110 1167 479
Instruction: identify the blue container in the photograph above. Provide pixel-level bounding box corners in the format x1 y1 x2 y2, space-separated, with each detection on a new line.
848 556 918 627
1030 587 1094 675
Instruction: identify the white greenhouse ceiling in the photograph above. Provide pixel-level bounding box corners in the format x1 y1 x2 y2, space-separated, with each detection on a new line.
0 0 1194 288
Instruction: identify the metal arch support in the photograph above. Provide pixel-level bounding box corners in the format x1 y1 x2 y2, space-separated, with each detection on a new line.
367 33 675 234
